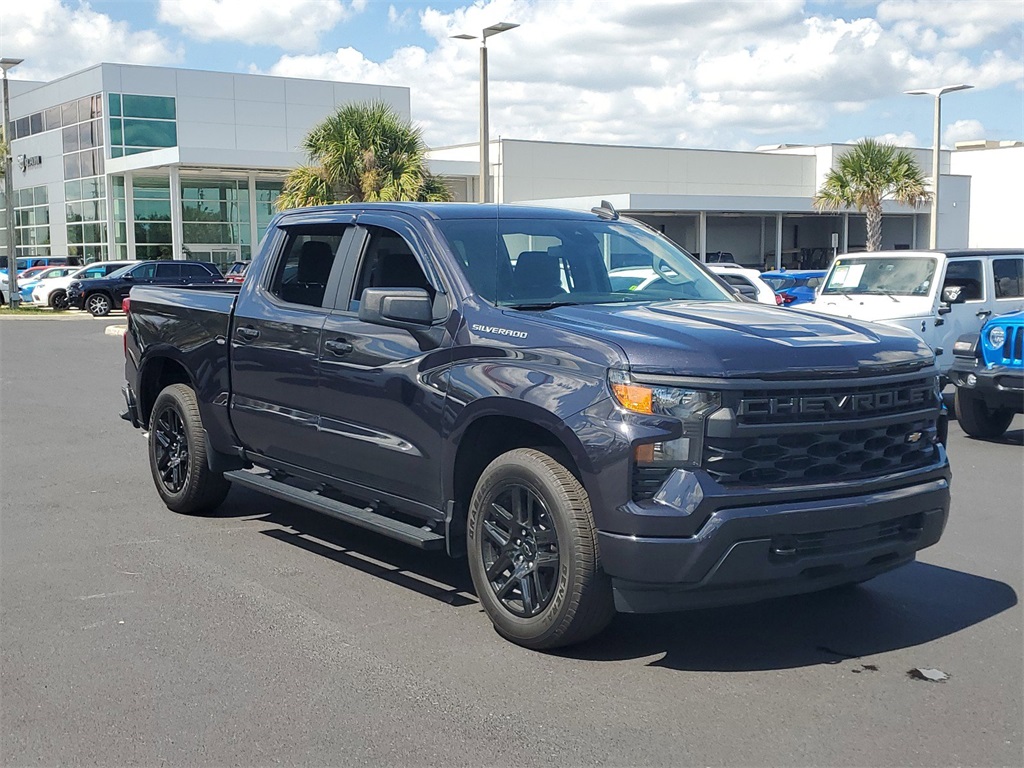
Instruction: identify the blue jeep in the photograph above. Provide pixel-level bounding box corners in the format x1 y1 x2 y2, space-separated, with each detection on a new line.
950 310 1024 438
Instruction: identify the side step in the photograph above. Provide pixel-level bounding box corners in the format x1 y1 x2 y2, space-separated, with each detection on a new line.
224 470 445 550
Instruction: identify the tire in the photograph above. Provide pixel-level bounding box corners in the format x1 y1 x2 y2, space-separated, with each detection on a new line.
467 448 615 650
955 387 1014 439
148 383 231 514
49 290 68 310
86 292 112 316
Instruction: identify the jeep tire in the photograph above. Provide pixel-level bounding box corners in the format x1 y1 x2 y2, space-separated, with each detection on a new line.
148 383 231 514
955 387 1014 439
467 448 615 650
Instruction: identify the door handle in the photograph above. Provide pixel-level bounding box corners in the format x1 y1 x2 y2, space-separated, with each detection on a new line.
324 338 353 356
976 310 992 319
235 326 260 340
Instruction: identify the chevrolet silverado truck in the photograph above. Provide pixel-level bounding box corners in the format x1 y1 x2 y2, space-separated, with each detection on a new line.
121 202 951 649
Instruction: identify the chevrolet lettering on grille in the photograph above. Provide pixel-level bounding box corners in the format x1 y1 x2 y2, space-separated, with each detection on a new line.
738 385 934 417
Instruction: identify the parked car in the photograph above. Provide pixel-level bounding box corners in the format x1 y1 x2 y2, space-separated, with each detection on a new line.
17 266 79 304
949 310 1024 438
18 265 54 281
0 265 66 304
760 269 828 306
68 260 224 316
122 202 949 650
811 249 1024 375
707 264 780 305
704 251 735 263
0 255 83 275
224 261 250 283
31 261 139 309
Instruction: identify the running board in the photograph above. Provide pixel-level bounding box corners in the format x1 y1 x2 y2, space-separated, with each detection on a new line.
224 470 445 550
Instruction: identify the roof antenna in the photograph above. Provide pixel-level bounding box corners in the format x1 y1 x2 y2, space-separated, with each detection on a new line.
591 200 619 220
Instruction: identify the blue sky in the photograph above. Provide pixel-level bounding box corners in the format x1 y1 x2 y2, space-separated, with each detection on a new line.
2 0 1022 151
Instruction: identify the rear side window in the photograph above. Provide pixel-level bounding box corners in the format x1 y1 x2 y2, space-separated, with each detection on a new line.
156 263 182 279
993 257 1024 299
270 225 347 308
180 263 212 278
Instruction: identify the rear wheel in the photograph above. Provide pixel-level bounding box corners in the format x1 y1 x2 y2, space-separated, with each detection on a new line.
148 383 230 514
955 387 1014 439
467 448 615 650
49 290 68 310
86 292 112 316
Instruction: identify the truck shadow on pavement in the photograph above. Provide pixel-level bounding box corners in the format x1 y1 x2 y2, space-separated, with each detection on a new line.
218 487 1016 671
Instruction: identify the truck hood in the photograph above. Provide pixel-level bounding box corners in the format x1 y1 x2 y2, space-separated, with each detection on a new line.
516 301 932 378
810 294 934 322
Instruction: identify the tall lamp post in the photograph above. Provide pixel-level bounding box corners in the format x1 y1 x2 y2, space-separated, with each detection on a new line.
2 57 22 307
453 22 518 203
905 83 973 249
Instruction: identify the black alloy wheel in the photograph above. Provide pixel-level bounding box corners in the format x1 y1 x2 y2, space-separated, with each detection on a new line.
153 403 190 494
480 481 561 618
50 290 69 310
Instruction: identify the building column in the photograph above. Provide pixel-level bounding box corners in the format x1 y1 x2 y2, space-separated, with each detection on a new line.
911 213 918 249
774 213 783 270
169 166 183 259
698 211 707 261
125 172 136 259
248 173 258 258
842 212 849 254
759 216 766 269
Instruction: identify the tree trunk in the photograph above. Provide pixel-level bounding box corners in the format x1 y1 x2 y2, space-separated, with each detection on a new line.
866 203 882 251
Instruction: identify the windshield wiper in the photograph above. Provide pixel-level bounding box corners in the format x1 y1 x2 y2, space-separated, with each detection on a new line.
863 290 900 302
506 300 584 311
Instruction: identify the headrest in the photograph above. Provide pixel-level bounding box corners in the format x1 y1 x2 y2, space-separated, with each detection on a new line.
297 240 334 283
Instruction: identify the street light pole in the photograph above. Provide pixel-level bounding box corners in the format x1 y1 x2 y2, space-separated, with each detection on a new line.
453 22 518 203
2 57 23 307
905 83 973 249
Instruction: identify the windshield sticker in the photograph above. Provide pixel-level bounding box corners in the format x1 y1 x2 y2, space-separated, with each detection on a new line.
834 264 865 287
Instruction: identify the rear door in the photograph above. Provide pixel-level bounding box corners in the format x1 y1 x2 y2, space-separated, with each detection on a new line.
991 254 1024 317
315 213 453 509
229 218 356 467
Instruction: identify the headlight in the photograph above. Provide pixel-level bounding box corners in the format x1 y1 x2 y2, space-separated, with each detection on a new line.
988 326 1006 348
609 370 721 467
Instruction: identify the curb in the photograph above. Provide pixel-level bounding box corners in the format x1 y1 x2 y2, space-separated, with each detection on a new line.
105 325 128 337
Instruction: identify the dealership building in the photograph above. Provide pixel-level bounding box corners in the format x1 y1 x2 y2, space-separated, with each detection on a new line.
2 62 1020 271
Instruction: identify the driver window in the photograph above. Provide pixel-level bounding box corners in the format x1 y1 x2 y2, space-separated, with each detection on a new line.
942 260 984 302
133 262 157 280
349 226 433 312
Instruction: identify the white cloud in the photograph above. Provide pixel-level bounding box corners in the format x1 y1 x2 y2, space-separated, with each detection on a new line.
944 118 986 147
262 0 1022 150
871 131 921 147
156 0 362 51
878 0 1021 50
0 0 181 81
388 5 413 29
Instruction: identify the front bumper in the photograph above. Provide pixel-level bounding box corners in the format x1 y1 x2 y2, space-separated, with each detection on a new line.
600 473 950 613
949 358 1024 410
66 290 85 309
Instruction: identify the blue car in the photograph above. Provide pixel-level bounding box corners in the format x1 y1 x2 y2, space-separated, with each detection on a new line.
950 310 1023 438
760 269 827 306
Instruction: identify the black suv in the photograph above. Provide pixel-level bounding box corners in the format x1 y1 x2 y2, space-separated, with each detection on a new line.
68 260 223 316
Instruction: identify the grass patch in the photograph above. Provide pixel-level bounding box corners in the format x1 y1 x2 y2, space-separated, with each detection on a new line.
0 304 58 315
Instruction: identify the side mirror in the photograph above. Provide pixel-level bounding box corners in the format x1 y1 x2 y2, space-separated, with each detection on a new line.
359 287 434 329
122 272 134 280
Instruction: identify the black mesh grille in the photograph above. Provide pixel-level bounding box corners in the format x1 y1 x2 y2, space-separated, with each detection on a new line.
772 513 925 559
632 466 674 501
704 417 939 486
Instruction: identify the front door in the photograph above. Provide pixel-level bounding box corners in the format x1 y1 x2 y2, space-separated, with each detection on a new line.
937 258 989 371
316 215 452 511
229 220 355 468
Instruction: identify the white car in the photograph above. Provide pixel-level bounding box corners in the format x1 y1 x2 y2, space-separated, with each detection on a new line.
706 264 780 305
31 260 138 309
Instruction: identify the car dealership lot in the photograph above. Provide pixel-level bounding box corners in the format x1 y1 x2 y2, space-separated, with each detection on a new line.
1 318 1020 767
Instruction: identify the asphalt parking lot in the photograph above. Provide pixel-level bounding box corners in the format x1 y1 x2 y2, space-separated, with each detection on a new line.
1 315 1021 767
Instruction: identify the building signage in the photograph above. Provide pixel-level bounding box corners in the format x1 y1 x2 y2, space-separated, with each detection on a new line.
17 154 42 173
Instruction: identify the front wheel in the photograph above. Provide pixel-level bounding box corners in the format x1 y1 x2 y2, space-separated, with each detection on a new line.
467 448 615 650
49 290 68 310
955 387 1014 439
148 383 230 514
86 292 112 316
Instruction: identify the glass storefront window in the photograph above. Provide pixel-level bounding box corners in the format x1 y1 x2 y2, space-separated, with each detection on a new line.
123 119 177 148
122 95 175 120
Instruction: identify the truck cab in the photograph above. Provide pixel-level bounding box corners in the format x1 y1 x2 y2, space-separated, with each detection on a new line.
812 249 1024 374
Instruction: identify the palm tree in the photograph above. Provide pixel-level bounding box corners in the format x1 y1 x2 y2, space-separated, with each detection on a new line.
277 101 452 209
813 138 931 251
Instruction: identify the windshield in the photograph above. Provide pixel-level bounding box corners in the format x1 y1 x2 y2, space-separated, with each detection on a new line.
103 264 136 280
436 217 733 308
822 256 938 297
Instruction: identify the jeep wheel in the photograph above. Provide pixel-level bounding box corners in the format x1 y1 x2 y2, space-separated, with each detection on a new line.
86 292 112 317
49 290 69 310
954 387 1014 439
148 383 231 514
467 448 615 649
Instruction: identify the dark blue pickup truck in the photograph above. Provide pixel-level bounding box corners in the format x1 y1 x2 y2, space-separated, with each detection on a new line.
121 202 951 649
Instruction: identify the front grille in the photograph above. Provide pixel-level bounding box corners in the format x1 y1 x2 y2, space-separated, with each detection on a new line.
735 376 936 425
1002 326 1024 365
704 417 939 486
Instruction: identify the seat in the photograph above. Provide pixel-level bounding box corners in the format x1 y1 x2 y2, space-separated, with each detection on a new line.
282 240 334 306
374 250 432 294
513 251 565 300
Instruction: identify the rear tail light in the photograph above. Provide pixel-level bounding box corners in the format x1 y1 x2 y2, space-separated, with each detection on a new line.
774 293 784 305
780 292 796 304
121 297 131 314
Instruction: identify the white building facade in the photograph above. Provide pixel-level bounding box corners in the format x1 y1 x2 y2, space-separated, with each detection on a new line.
2 64 409 268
